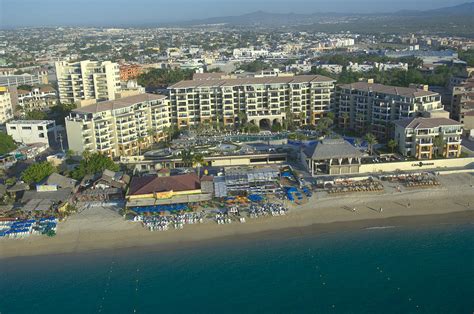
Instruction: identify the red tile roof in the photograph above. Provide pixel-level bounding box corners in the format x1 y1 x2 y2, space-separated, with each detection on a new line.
128 173 201 195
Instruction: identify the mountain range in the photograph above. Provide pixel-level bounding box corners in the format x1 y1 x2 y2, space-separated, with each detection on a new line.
177 2 474 27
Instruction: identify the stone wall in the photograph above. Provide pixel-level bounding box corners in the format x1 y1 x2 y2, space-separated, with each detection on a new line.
358 157 474 174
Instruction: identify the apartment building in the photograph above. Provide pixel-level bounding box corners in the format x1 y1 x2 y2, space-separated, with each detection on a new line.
0 87 14 124
451 78 474 124
119 64 142 81
168 75 335 129
394 117 463 160
65 94 170 158
16 86 58 113
6 120 57 146
55 60 121 106
337 81 443 140
0 74 41 87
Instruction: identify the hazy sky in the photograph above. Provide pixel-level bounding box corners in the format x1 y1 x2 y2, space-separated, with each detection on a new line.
0 0 469 27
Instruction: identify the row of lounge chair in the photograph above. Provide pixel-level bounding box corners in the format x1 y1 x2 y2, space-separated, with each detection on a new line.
405 180 440 187
327 183 384 194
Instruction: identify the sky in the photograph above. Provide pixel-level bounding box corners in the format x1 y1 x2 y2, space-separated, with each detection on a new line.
0 0 469 28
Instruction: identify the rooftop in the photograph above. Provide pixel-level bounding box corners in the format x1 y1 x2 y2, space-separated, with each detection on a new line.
6 120 55 125
304 139 362 160
394 117 463 129
338 82 438 98
193 72 226 80
73 93 166 114
169 75 335 89
45 173 77 189
128 173 201 195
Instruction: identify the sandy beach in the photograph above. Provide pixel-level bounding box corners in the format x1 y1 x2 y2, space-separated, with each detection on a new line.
1 173 474 259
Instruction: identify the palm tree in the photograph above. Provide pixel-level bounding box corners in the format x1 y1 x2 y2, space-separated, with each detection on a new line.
181 149 193 167
284 107 294 131
237 111 247 129
387 139 398 153
82 150 91 161
192 153 205 176
137 136 145 155
316 117 333 136
161 126 170 143
341 112 350 130
146 128 157 147
433 135 445 158
326 111 335 123
365 133 378 156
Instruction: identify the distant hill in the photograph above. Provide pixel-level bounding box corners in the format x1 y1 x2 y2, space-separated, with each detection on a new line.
179 11 337 27
177 2 474 27
395 2 474 16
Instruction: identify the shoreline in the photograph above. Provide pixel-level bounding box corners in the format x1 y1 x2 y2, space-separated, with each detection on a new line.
79 210 474 260
2 173 474 260
1 207 473 261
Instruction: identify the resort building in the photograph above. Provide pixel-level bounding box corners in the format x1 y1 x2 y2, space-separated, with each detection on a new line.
55 60 121 106
126 173 212 207
301 139 363 176
394 117 463 159
16 86 58 113
0 86 14 124
6 120 57 146
65 93 171 158
451 78 474 125
336 81 443 140
168 75 335 129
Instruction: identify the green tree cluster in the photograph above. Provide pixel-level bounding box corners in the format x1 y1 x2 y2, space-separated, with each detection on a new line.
335 65 463 87
238 60 268 72
22 161 56 184
137 68 194 89
71 152 119 180
17 84 33 91
25 109 48 120
50 103 77 125
458 49 474 67
0 132 17 155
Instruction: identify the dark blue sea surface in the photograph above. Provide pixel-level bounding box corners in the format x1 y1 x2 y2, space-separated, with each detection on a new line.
1 223 473 314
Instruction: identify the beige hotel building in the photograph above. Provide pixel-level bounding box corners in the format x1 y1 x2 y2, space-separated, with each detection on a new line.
55 60 121 106
168 75 335 129
394 117 463 159
337 81 443 140
65 94 170 157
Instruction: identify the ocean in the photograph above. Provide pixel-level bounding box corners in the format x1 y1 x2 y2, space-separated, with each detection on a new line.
1 223 473 314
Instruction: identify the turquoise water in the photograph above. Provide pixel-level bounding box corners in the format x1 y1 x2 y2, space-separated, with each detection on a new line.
1 223 473 314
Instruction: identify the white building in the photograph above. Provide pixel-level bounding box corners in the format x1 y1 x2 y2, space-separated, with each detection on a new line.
233 47 269 60
0 87 13 124
16 86 58 113
374 62 409 71
55 60 121 106
318 64 343 74
6 120 57 146
333 38 355 48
